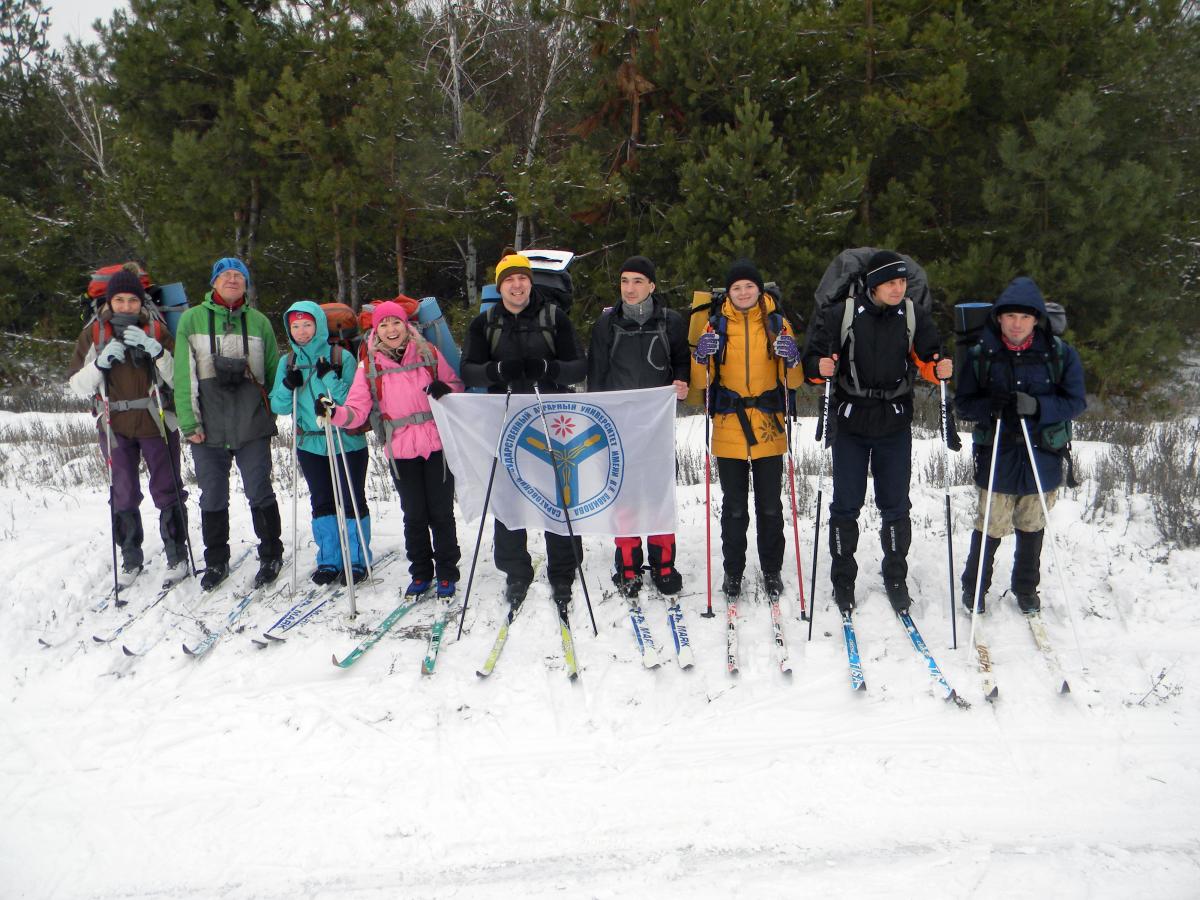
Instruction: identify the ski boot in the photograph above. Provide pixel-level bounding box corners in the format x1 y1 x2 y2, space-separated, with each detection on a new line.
762 572 784 599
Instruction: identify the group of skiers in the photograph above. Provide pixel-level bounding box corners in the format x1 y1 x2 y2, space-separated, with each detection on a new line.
67 247 1086 633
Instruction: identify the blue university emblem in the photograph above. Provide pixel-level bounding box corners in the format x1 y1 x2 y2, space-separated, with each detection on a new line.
499 399 624 522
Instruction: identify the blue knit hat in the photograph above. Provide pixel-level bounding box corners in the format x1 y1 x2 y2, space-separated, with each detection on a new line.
210 257 251 286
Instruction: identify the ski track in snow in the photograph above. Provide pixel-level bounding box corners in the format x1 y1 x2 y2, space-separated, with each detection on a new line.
1 412 1198 899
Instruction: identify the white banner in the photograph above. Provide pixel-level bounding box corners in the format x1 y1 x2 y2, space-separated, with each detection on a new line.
431 386 678 537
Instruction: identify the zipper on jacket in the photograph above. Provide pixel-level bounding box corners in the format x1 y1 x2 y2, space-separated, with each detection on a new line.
743 308 752 462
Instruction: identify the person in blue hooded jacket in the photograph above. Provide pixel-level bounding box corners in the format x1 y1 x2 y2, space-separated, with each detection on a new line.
270 301 371 584
954 276 1086 614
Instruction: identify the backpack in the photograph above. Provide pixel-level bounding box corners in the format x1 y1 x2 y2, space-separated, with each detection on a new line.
525 249 575 314
82 262 188 335
82 263 171 339
812 247 932 318
322 302 360 354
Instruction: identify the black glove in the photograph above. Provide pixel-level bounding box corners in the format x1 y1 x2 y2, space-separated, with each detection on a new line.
315 394 336 416
1013 391 1038 418
524 357 551 381
426 379 452 400
944 410 963 452
314 357 335 379
988 389 1013 420
282 367 304 390
486 359 523 385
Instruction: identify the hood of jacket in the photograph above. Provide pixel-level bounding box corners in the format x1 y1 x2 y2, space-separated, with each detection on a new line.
991 276 1048 323
284 299 332 367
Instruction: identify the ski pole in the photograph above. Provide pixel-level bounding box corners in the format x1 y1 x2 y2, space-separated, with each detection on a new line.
778 358 808 621
290 389 299 597
968 418 1002 654
533 384 598 637
98 378 121 602
148 373 197 577
939 378 957 649
457 389 513 640
808 377 831 642
322 417 357 617
701 363 715 619
1018 417 1087 673
332 424 375 588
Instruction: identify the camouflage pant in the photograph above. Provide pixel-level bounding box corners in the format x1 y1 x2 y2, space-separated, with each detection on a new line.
974 489 1057 538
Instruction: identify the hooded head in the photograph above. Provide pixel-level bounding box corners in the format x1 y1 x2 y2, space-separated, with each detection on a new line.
284 300 330 363
992 276 1048 320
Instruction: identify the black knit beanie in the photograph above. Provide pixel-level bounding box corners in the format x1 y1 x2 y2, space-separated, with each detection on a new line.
105 267 148 304
864 250 908 291
725 258 765 293
620 255 656 283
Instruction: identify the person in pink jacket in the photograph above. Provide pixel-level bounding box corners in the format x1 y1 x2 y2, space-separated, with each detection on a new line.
320 301 464 598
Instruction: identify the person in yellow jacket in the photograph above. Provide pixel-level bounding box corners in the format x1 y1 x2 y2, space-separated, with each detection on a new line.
691 259 805 598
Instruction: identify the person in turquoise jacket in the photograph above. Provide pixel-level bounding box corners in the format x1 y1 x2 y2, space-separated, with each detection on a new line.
270 301 371 585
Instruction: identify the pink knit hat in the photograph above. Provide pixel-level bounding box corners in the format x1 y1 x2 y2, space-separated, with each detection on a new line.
371 300 409 329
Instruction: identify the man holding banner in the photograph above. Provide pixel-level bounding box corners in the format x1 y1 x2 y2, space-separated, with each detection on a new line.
586 256 691 597
458 252 589 608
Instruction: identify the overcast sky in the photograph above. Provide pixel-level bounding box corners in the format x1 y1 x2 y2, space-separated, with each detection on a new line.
46 0 128 49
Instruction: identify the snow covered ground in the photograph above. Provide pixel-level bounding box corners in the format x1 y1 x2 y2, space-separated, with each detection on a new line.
2 410 1198 899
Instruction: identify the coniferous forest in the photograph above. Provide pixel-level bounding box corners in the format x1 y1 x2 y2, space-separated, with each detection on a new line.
2 0 1197 397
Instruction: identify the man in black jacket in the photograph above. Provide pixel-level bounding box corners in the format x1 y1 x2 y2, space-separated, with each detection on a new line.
801 250 952 616
587 256 690 597
461 252 588 607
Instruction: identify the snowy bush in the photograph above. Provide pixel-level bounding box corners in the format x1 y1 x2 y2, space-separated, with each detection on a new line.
1081 418 1200 548
1143 420 1200 548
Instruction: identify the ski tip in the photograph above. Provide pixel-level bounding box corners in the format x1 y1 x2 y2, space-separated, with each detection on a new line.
331 653 344 668
1060 681 1072 695
851 680 867 692
182 643 195 656
985 687 999 702
92 635 107 644
475 670 490 679
251 638 268 649
780 663 794 676
121 645 137 657
948 690 972 709
37 638 52 648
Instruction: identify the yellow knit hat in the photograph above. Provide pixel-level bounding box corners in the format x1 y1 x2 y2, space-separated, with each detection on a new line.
495 252 533 287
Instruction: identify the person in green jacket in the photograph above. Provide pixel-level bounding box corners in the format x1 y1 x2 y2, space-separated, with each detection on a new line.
269 301 371 585
174 257 282 591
